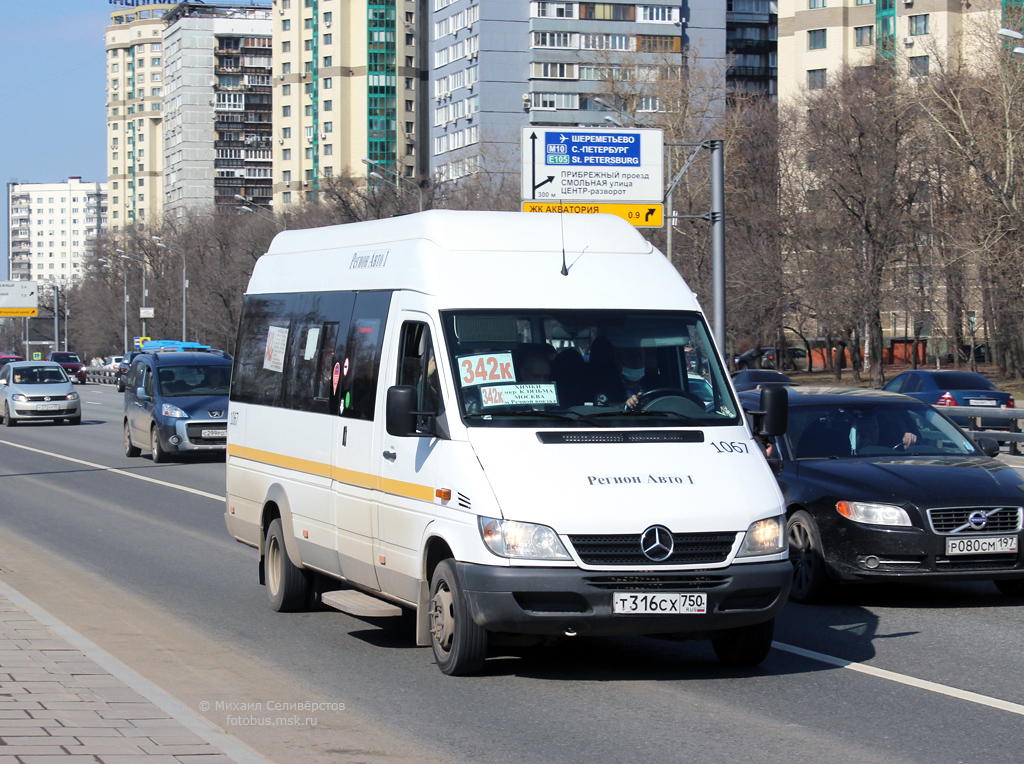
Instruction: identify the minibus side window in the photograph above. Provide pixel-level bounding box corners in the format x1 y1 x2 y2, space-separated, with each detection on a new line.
231 295 289 407
397 322 442 428
339 291 392 421
314 322 341 406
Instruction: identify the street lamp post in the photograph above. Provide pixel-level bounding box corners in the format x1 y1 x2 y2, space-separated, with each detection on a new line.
234 194 286 230
153 237 187 342
116 249 147 341
98 258 129 354
361 158 424 211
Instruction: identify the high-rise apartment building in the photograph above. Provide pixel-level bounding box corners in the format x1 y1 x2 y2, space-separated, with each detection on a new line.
428 2 720 184
106 1 273 226
162 3 274 214
106 3 174 231
727 0 777 100
777 0 997 106
7 178 108 284
273 0 421 207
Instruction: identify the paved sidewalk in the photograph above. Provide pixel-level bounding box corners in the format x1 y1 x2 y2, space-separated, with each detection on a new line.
0 583 274 764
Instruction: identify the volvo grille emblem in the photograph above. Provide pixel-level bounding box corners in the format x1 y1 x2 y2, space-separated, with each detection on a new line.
968 511 989 531
209 410 224 418
640 525 675 562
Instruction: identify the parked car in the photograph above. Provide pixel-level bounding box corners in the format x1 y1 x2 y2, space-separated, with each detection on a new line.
741 386 1024 603
0 361 81 426
731 369 798 393
123 342 232 462
945 344 989 365
882 369 1014 429
115 351 142 392
46 351 88 384
735 346 807 371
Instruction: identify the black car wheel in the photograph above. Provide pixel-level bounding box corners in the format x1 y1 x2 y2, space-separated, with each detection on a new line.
116 377 125 392
787 510 835 604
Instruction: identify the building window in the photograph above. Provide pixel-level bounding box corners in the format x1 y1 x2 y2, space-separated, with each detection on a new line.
282 19 291 31
323 77 332 89
908 15 929 36
324 55 332 67
637 35 680 53
282 41 291 53
909 55 929 77
283 62 291 74
282 84 291 95
283 149 291 159
580 3 635 20
324 11 332 23
807 69 826 89
324 100 332 111
808 29 826 50
855 26 873 47
282 127 291 138
535 2 575 17
283 171 292 182
324 33 332 45
809 0 825 7
324 144 333 155
283 105 291 116
856 0 873 4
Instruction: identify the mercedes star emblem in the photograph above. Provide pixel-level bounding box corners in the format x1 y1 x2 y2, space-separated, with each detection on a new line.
640 525 675 562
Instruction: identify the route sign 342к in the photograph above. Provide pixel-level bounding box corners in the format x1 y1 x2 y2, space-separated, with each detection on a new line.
521 127 664 204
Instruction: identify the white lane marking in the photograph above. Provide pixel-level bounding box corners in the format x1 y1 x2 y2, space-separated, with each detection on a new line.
774 641 1024 717
0 440 224 502
86 402 104 405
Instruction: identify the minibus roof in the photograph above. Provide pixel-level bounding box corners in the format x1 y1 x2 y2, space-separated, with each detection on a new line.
248 210 699 312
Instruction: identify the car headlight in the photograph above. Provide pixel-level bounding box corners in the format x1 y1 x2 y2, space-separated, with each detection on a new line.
65 392 79 401
737 515 787 557
836 501 911 527
11 394 28 403
160 403 189 419
479 517 571 560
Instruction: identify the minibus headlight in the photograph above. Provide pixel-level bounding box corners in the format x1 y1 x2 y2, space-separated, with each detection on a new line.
160 403 189 419
836 501 912 527
479 518 571 560
737 515 787 557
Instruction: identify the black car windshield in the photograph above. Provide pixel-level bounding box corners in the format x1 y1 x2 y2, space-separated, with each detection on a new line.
156 365 231 397
786 401 980 459
441 309 738 428
12 366 68 384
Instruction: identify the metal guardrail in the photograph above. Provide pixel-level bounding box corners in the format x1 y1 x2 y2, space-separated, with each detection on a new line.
951 406 1024 456
86 368 119 385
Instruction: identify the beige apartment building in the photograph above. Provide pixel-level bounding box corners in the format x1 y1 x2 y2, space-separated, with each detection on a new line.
273 0 421 208
106 4 173 232
777 0 1000 106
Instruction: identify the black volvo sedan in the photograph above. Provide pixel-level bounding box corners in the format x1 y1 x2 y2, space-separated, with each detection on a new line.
741 386 1024 603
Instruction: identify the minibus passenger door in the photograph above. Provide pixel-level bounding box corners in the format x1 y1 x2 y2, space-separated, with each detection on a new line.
376 310 441 603
331 292 390 591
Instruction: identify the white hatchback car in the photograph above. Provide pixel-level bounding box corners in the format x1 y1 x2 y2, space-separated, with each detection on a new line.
0 361 81 426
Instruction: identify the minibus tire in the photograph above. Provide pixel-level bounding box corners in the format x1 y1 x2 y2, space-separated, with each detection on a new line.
124 422 141 457
429 560 487 675
265 518 309 612
711 617 774 667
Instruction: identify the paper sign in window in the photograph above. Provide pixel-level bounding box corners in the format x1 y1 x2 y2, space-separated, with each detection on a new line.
480 384 558 407
263 325 288 372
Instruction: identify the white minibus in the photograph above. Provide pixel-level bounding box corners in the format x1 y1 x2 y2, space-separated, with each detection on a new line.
225 210 790 675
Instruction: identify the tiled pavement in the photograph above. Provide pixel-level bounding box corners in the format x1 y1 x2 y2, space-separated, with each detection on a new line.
0 584 274 764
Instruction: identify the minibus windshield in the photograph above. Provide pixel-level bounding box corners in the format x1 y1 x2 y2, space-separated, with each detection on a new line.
440 310 739 427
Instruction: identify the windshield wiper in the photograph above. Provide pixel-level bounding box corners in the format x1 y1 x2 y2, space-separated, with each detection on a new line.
582 410 701 424
464 410 582 422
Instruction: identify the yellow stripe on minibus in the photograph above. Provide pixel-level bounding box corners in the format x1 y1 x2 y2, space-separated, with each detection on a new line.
227 444 434 502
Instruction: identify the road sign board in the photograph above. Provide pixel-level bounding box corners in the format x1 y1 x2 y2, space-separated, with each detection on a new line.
522 128 664 204
0 281 39 317
140 307 154 319
521 201 663 228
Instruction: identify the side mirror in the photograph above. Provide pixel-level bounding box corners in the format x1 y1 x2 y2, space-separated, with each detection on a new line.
975 436 1001 458
386 386 417 437
759 385 789 437
136 387 151 401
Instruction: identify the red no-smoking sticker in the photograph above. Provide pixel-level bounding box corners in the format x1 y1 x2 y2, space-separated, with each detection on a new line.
332 362 341 393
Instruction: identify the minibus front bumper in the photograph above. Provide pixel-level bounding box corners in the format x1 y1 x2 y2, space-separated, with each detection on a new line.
455 560 792 637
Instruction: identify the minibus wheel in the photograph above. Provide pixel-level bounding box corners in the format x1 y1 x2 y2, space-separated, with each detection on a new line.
711 617 774 667
265 518 309 612
429 559 487 675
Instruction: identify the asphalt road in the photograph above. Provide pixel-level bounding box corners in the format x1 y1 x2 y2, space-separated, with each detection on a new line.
2 382 1024 763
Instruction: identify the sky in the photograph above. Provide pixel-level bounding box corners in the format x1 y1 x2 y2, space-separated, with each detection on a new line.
0 1 110 280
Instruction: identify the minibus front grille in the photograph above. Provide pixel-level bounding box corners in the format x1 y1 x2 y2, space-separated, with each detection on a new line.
584 574 730 591
568 532 736 566
536 430 704 444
